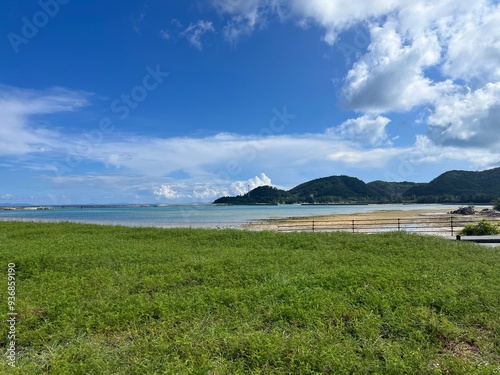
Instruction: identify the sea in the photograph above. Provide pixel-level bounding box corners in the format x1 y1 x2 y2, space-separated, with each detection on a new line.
0 204 462 229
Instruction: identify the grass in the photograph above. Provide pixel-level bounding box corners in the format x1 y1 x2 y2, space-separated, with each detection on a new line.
0 222 499 374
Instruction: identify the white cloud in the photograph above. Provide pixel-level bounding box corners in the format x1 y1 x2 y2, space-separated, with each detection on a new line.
181 20 215 50
212 0 284 43
159 30 171 40
50 174 140 186
212 0 261 15
19 117 497 202
29 124 495 188
154 185 182 199
427 82 500 147
442 3 500 84
229 173 273 195
289 0 400 45
152 173 273 202
412 134 500 168
0 85 89 156
335 1 500 114
192 186 225 199
210 1 500 113
208 0 500 156
222 12 260 43
327 147 409 167
328 115 391 146
341 21 456 113
211 0 400 44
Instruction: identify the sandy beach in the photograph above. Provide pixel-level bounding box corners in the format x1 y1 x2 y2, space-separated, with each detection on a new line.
245 207 494 234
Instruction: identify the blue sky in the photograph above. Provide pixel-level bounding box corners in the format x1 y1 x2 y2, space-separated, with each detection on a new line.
1 0 500 204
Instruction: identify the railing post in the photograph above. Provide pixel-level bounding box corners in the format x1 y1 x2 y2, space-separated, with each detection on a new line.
398 218 401 231
450 216 454 237
312 221 315 232
352 220 355 233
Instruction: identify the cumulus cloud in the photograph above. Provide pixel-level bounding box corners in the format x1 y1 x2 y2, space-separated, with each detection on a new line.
341 22 456 112
181 20 215 50
153 173 273 202
289 0 400 45
412 134 500 168
209 0 500 154
427 82 500 147
328 115 391 146
338 1 499 113
154 185 182 199
441 3 500 84
211 0 400 44
228 173 273 195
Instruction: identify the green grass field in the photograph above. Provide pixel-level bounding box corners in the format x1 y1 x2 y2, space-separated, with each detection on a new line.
0 222 499 374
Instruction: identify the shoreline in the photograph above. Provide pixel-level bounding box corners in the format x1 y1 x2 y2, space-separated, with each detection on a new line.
1 205 496 233
245 207 496 234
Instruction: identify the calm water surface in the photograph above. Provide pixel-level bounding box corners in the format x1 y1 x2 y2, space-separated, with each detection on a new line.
0 204 461 228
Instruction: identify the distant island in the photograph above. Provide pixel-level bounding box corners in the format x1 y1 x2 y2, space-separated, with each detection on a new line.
214 167 500 205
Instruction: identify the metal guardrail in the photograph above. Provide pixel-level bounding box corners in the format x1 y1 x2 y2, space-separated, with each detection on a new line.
276 216 500 236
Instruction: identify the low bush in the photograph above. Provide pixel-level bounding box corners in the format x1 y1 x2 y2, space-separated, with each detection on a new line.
459 219 500 236
493 198 500 211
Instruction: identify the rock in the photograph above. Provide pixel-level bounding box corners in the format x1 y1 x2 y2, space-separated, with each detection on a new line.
450 206 475 215
479 208 500 217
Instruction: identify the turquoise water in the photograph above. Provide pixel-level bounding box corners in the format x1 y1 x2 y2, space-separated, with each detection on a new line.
0 204 460 228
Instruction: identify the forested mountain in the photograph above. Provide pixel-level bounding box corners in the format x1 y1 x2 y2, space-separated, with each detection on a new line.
214 186 293 205
214 176 411 204
403 167 500 203
213 167 500 205
367 181 425 198
288 176 380 203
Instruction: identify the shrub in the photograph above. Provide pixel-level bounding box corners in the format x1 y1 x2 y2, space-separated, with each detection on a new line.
459 219 500 236
493 198 500 211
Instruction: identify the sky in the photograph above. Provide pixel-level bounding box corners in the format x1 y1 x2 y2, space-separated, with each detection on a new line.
1 0 500 204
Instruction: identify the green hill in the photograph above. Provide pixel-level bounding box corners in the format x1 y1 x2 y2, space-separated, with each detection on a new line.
403 167 500 203
367 181 425 198
288 175 380 203
213 167 500 205
214 176 387 204
214 186 293 205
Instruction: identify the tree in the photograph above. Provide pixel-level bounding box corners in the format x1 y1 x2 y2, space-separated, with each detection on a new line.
493 198 500 211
